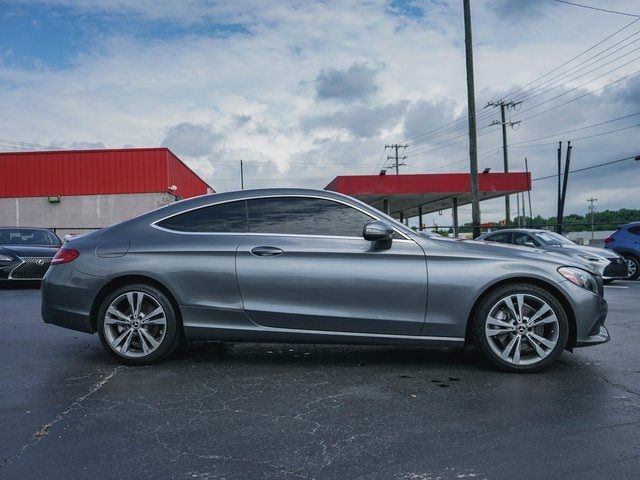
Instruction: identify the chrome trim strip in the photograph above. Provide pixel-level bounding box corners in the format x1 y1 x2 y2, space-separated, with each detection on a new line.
184 321 465 343
150 194 414 241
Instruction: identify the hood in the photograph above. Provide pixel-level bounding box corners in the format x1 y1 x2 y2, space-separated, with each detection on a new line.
547 243 621 260
425 236 599 274
0 245 60 258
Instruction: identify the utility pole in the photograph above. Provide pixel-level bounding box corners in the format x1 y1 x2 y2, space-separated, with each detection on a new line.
240 160 244 190
486 100 521 224
525 157 533 228
385 144 408 174
463 0 481 239
556 141 572 235
587 197 598 244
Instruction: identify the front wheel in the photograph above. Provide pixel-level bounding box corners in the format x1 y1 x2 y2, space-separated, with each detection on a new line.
472 284 569 373
97 284 181 365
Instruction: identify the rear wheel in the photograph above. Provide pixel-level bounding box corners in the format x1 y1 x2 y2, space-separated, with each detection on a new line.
97 284 181 365
472 284 569 373
622 254 639 280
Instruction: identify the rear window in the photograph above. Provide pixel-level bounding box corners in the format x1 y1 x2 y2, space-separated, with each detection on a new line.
628 226 640 236
483 232 511 243
157 201 248 233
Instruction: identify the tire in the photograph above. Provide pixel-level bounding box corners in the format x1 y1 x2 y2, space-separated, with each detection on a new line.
622 254 640 280
97 283 182 365
471 283 569 373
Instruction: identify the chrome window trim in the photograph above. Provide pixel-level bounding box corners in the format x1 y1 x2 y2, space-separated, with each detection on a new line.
150 194 413 241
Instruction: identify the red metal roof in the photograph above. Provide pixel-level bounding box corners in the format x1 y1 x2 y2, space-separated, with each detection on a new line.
0 147 213 199
325 172 531 217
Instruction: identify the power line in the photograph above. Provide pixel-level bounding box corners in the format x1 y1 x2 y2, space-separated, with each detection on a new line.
508 111 640 145
512 39 640 105
401 17 640 146
552 0 640 18
516 67 640 122
533 153 640 181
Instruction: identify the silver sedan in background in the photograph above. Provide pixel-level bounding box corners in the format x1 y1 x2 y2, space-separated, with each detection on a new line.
42 189 609 372
478 228 628 282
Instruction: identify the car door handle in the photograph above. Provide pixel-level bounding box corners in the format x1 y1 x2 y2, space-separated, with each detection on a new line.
250 246 284 257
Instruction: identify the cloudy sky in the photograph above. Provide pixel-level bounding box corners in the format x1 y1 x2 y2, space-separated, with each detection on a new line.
1 0 639 226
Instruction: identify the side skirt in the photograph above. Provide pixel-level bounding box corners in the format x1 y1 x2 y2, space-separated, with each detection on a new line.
184 323 464 347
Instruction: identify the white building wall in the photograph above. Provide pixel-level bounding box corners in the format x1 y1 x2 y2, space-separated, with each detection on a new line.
0 193 175 238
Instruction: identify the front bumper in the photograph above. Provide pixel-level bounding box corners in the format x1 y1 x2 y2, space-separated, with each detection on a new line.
41 265 107 334
602 258 629 280
560 280 610 348
0 256 53 280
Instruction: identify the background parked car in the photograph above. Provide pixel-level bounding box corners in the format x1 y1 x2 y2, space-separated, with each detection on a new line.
604 221 640 280
0 227 61 282
478 228 628 283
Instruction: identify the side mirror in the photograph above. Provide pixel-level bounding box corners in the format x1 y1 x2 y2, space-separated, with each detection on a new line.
524 241 536 248
363 221 394 242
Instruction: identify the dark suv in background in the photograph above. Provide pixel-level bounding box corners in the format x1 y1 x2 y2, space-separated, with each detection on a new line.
605 221 640 280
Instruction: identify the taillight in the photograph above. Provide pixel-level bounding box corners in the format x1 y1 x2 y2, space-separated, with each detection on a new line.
604 237 614 244
51 248 79 265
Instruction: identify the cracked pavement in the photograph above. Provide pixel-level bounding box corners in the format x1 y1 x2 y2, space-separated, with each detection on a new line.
0 282 639 479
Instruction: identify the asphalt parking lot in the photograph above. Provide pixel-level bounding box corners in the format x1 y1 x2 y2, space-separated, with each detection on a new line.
1 282 639 480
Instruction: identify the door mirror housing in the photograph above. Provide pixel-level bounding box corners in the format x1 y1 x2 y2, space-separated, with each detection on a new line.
523 241 536 248
363 221 394 242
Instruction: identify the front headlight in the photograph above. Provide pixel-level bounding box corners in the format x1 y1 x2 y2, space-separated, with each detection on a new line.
0 254 14 262
558 266 599 293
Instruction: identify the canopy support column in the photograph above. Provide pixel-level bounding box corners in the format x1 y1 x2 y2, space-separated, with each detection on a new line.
452 197 459 238
383 198 390 215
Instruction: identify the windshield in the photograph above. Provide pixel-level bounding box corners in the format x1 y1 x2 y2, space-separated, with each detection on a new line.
0 228 61 246
533 231 574 246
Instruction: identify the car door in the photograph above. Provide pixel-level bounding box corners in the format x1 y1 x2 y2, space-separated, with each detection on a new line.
235 195 428 336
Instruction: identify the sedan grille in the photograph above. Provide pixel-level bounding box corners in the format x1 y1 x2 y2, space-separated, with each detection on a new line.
9 257 53 280
603 258 628 278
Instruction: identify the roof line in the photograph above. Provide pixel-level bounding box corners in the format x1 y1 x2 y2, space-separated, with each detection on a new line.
0 147 173 156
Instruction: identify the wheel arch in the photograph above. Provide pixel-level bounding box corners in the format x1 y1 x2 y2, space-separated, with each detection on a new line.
612 248 639 259
464 276 577 350
89 274 183 333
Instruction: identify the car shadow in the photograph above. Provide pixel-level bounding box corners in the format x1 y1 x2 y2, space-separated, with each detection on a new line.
169 341 493 372
0 281 41 290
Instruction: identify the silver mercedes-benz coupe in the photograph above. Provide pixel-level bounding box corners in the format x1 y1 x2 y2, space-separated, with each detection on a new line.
42 188 609 372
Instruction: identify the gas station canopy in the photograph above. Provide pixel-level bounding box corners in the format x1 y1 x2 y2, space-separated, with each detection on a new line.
325 172 531 220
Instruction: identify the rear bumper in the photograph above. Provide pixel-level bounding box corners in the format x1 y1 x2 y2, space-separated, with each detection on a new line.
41 265 106 334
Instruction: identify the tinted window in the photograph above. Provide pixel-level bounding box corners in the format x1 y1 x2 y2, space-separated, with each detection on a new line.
533 231 572 245
0 228 60 246
483 232 511 243
158 201 248 232
628 226 640 236
513 232 536 246
246 197 374 237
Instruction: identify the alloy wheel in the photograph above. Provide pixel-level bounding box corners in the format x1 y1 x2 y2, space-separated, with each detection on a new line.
103 291 167 358
484 293 559 366
627 258 637 278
